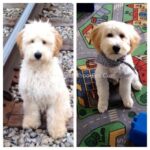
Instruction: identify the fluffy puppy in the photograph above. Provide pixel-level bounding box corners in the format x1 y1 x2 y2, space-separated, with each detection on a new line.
91 20 142 113
16 21 72 139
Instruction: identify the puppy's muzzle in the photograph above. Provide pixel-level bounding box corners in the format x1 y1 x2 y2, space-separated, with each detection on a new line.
112 45 120 54
34 52 42 60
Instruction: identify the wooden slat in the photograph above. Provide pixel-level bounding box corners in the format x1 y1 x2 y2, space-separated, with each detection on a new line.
12 102 23 115
7 115 23 127
3 3 26 9
3 101 15 125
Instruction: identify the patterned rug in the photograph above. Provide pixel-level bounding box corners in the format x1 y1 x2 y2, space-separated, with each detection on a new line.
77 3 147 147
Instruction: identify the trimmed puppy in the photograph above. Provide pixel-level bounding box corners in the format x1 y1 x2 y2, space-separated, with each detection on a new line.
16 21 72 139
91 21 142 113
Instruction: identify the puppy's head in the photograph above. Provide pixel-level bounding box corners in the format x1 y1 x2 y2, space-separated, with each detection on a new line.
91 20 140 60
16 20 62 63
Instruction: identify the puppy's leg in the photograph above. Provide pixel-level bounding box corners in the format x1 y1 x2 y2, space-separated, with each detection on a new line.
47 92 71 139
61 89 72 121
23 98 41 129
64 91 73 122
119 77 133 108
96 77 109 113
131 73 142 91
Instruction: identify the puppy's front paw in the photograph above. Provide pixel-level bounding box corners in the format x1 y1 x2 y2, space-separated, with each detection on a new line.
23 116 40 129
123 98 134 108
132 80 143 91
97 100 108 113
48 125 67 139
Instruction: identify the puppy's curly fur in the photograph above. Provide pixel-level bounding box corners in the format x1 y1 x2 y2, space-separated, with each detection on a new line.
17 21 72 139
91 21 142 113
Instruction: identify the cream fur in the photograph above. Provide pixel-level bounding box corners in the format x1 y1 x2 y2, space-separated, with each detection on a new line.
17 21 72 139
91 21 142 113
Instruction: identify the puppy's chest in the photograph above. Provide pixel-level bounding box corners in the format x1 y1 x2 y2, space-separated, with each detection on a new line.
21 69 61 99
107 64 131 79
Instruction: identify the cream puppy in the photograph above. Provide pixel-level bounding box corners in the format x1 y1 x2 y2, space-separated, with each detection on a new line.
16 21 72 139
91 21 142 113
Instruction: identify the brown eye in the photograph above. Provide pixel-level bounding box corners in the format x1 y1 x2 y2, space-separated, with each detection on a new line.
119 33 125 38
30 40 34 43
107 33 113 38
42 40 47 45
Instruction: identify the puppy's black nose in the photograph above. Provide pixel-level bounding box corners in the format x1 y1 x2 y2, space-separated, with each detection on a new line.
34 52 42 60
112 45 120 54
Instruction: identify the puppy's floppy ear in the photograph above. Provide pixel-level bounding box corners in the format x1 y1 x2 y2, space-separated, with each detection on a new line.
90 24 104 52
16 30 24 58
53 30 63 56
128 25 141 53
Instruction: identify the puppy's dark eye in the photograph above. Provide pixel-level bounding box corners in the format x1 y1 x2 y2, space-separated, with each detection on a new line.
119 33 125 38
42 40 47 45
30 40 34 43
107 33 113 38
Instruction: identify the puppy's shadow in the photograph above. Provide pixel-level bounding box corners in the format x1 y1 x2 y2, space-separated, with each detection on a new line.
108 81 124 109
